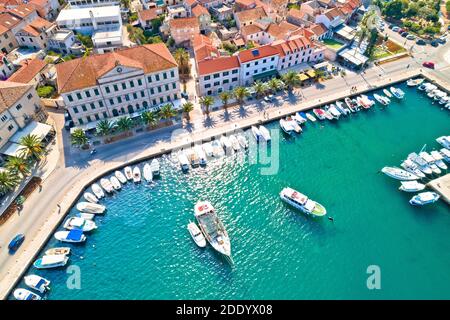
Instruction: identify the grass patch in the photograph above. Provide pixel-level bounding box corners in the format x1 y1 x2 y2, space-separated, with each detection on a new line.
322 39 345 50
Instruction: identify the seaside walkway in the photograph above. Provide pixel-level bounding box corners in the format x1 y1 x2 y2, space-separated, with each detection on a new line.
428 174 450 205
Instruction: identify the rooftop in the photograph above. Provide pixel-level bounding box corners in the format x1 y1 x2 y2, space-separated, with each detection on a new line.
0 81 33 113
7 58 47 84
238 45 279 63
197 56 240 76
56 5 121 22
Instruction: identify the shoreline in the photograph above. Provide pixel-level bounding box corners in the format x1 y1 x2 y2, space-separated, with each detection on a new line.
2 68 448 300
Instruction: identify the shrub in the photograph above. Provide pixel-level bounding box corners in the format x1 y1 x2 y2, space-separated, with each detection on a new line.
37 86 55 98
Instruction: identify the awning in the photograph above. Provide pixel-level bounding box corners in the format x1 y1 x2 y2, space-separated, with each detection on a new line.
299 73 309 81
1 143 26 157
313 62 328 70
306 70 316 78
9 121 52 144
253 69 278 81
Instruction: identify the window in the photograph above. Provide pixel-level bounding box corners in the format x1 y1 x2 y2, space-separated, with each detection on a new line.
79 118 83 125
223 79 229 84
125 94 130 101
150 88 154 94
94 89 99 95
7 124 14 131
223 71 229 76
130 81 134 88
163 72 167 79
16 104 22 111
213 73 220 78
73 107 79 113
205 84 211 88
253 70 257 74
85 90 91 98
172 83 176 89
232 77 238 82
147 76 152 83
246 72 249 76
95 114 100 120
76 93 82 100
133 92 137 99
138 79 142 86
141 91 145 98
271 57 275 61
232 69 238 74
170 70 175 77
1 115 8 122
204 75 210 80
99 101 104 108
118 96 123 103
109 99 114 105
67 94 73 102
270 65 274 69
113 84 119 91
81 105 87 112
87 115 92 122
103 112 108 118
246 63 250 68
122 83 126 90
155 74 160 81
90 103 96 110
105 86 110 94
214 81 220 86
158 86 162 93
165 84 169 91
27 93 33 100
255 61 259 65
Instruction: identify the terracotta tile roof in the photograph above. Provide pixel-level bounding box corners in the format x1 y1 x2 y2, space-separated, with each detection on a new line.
28 0 48 8
138 8 158 22
0 81 33 113
19 16 53 36
8 3 36 19
324 7 343 20
193 34 219 62
184 0 197 7
0 12 22 30
241 24 262 37
289 27 315 39
8 58 47 83
0 0 22 6
270 0 288 9
235 7 267 24
235 0 256 8
169 17 199 30
287 8 304 20
238 45 279 63
197 56 239 76
0 24 8 35
273 36 312 57
266 21 299 40
56 44 178 94
192 4 209 17
309 23 328 36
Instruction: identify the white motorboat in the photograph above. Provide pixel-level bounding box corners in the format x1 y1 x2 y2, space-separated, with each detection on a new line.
91 183 104 199
258 125 271 142
186 148 200 168
409 192 440 206
419 151 441 174
383 88 393 98
430 150 448 170
399 181 426 192
228 135 241 152
280 118 295 135
292 112 307 124
202 142 213 157
45 247 71 256
436 136 450 149
187 221 207 248
220 135 233 152
408 152 433 175
75 212 95 220
24 275 50 293
352 98 361 111
150 159 160 176
178 152 190 171
194 201 231 258
33 254 68 269
132 166 141 183
124 166 133 180
63 217 97 232
110 176 121 190
407 78 424 87
439 96 449 105
13 288 41 300
344 97 357 112
313 108 326 120
424 84 437 92
211 140 225 157
76 202 106 214
373 93 389 106
194 145 207 166
327 105 341 119
279 187 327 217
381 167 419 181
236 134 249 149
335 101 349 115
305 113 317 122
400 159 426 179
287 117 302 133
440 148 450 162
143 163 153 182
432 90 446 101
100 178 114 193
251 126 262 142
390 86 405 99
357 96 371 109
83 192 98 204
114 170 127 184
54 230 86 243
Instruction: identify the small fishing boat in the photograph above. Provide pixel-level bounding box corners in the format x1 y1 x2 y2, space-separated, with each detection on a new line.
143 163 153 182
110 176 121 190
251 126 262 142
323 109 334 120
150 159 160 176
54 229 86 243
220 135 233 152
313 108 325 120
114 170 127 184
305 113 317 122
202 142 213 157
236 134 249 149
100 178 114 193
383 88 393 98
352 98 361 111
335 101 349 115
430 151 448 170
436 136 450 149
124 166 133 180
440 148 450 162
259 125 271 142
187 221 207 248
344 97 356 112
390 87 405 99
381 167 419 181
211 140 225 157
419 152 441 174
24 275 50 293
399 181 426 192
45 247 71 256
280 118 295 135
407 78 424 86
297 112 308 122
400 159 426 179
13 289 41 300
327 105 341 119
83 192 98 204
63 217 97 232
359 95 374 109
132 166 141 183
194 145 207 166
292 112 306 124
425 84 438 92
187 149 200 167
439 96 449 105
178 152 190 171
280 187 327 217
287 117 302 133
417 83 428 91
91 183 104 199
408 153 433 175
75 212 95 220
228 135 241 152
33 254 69 269
409 192 440 206
373 93 389 106
76 202 106 214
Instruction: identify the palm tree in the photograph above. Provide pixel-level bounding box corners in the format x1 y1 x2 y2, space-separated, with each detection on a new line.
19 134 44 160
6 156 30 177
199 96 214 115
219 91 232 110
0 170 21 195
314 69 326 81
116 116 134 132
158 104 177 121
233 86 250 106
181 101 194 120
281 71 300 91
96 119 113 136
268 78 283 93
252 81 268 99
70 128 89 148
357 9 377 49
141 110 159 127
174 48 190 78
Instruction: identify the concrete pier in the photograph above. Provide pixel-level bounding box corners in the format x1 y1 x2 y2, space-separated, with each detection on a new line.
427 174 450 205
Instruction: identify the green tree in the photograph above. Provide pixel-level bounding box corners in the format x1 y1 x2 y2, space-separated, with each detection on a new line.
0 170 21 195
199 96 214 115
281 71 300 90
96 119 113 136
219 91 232 109
76 33 93 48
252 81 268 98
233 87 250 105
19 134 44 160
141 111 159 127
158 104 177 120
174 48 190 78
116 117 134 132
6 156 30 177
382 0 407 20
37 86 55 98
70 128 89 148
181 101 194 120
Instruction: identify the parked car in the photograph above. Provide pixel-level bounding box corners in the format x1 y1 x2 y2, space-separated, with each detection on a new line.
400 32 409 37
422 61 435 69
398 28 405 33
406 34 415 40
8 234 25 253
416 39 426 45
437 37 446 44
392 26 400 32
430 40 439 47
64 120 74 131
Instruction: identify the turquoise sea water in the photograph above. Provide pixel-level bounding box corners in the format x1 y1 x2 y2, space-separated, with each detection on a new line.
14 84 450 299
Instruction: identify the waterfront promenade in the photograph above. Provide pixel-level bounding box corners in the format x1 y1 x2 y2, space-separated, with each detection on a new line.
428 174 450 205
0 57 448 299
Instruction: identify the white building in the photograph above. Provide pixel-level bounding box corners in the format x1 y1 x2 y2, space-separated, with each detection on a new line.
67 0 120 7
197 56 240 96
56 44 182 128
15 17 57 50
238 46 279 86
48 29 84 55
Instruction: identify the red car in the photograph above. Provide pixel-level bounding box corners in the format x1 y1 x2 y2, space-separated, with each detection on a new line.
422 61 435 69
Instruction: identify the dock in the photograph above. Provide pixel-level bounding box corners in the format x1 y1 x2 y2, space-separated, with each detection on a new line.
427 174 450 205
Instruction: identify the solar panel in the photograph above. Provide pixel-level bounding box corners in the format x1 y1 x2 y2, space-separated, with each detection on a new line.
251 49 260 56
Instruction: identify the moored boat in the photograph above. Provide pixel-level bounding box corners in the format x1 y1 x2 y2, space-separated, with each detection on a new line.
45 247 71 256
251 126 262 142
132 166 141 183
187 222 207 248
33 254 69 269
202 142 213 157
430 150 448 170
91 183 104 199
390 86 405 99
399 181 426 192
194 145 207 166
114 170 127 184
76 202 106 214
344 97 356 112
292 112 307 124
178 152 190 171
436 136 450 149
187 149 200 167
258 125 271 142
400 159 426 179
280 118 295 135
75 212 95 220
24 275 50 293
373 93 389 106
220 135 233 152
381 167 419 181
313 108 325 120
143 163 153 182
407 78 424 86
211 140 225 157
419 151 441 174
13 289 41 300
279 187 327 217
440 148 450 162
124 166 133 180
83 192 98 204
408 152 433 175
305 113 317 122
100 178 114 193
228 135 241 152
63 217 97 232
409 192 440 206
236 134 248 149
335 101 349 115
150 159 160 176
327 105 341 119
54 230 86 243
383 88 393 98
110 176 121 190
